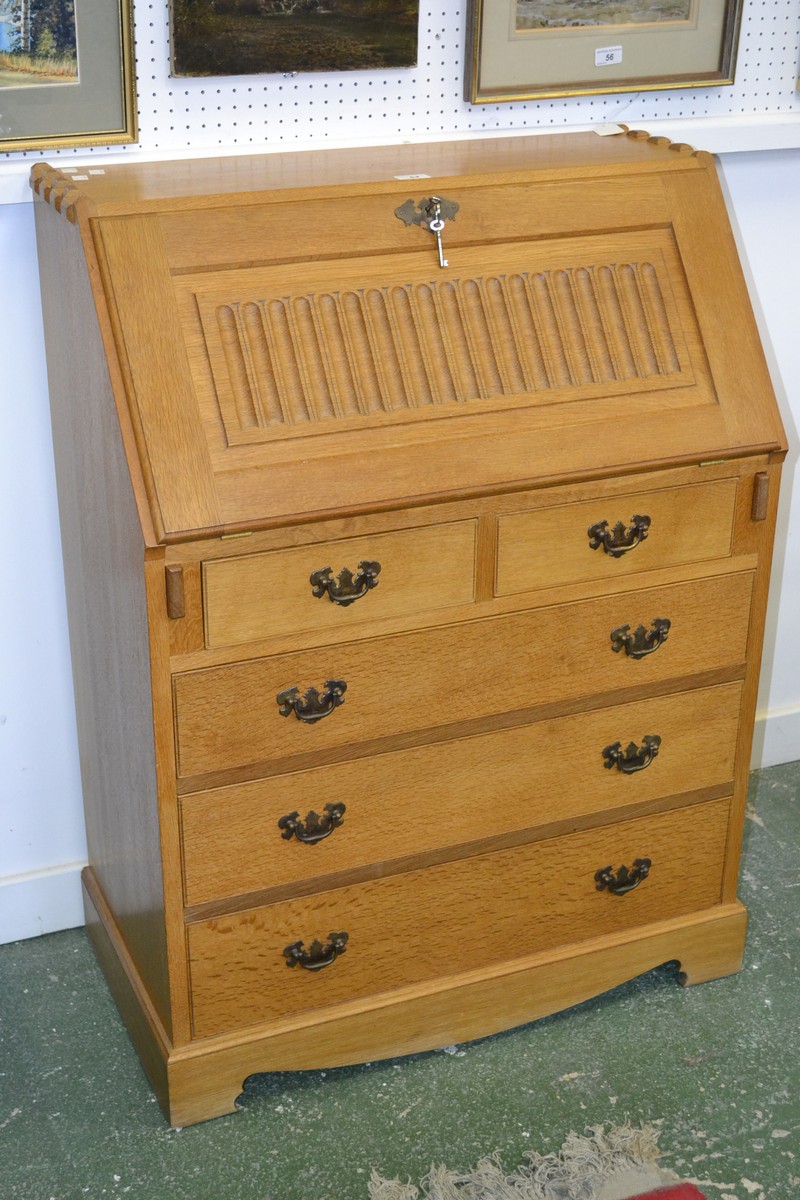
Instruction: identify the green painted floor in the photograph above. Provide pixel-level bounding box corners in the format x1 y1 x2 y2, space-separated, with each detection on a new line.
1 765 798 1200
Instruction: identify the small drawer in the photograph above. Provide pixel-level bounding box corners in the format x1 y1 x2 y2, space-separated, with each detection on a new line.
180 681 742 906
173 571 753 780
203 520 477 649
187 795 731 1037
496 479 738 597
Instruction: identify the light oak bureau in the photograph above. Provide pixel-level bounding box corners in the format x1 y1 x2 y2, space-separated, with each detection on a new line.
31 129 785 1126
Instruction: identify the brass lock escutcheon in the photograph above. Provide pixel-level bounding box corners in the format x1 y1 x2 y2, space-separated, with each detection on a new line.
395 194 459 269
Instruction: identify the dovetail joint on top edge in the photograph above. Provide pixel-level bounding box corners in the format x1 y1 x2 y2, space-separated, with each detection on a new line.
620 126 712 164
30 164 83 224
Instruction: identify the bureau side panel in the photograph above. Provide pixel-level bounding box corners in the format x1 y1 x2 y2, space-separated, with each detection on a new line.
723 463 784 898
33 201 172 1036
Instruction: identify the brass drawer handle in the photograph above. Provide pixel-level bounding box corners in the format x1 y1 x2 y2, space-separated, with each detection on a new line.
277 680 347 723
588 514 651 557
602 735 661 774
595 858 652 896
278 802 346 844
310 561 381 606
610 618 671 659
284 932 349 971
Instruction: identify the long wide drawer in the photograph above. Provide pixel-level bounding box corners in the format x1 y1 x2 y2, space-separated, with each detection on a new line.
203 519 478 649
181 682 742 906
187 795 731 1037
173 572 753 779
496 478 738 596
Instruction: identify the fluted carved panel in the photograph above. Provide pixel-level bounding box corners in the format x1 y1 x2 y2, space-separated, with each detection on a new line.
204 261 684 438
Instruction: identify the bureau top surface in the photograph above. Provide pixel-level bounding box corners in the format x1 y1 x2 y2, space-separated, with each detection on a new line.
32 130 786 544
32 131 705 216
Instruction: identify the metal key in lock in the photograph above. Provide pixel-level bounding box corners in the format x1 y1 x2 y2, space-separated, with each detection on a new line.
428 199 448 268
394 194 459 269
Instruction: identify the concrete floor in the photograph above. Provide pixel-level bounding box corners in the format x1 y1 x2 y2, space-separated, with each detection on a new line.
1 765 797 1200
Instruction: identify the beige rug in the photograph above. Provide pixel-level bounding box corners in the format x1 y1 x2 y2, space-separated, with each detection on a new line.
369 1122 678 1200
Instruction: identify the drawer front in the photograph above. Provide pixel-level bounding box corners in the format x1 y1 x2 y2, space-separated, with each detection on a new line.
496 478 738 597
187 796 731 1037
203 520 477 649
174 572 753 779
181 682 742 906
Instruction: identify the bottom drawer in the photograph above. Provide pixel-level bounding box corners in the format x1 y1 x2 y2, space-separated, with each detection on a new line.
188 796 731 1038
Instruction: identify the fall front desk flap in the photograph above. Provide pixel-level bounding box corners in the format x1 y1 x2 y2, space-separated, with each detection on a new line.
32 133 786 543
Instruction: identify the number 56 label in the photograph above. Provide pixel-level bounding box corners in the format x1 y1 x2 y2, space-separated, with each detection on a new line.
595 45 623 67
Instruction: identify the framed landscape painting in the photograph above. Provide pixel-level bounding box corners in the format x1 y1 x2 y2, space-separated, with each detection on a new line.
171 0 419 78
0 0 136 152
465 0 743 103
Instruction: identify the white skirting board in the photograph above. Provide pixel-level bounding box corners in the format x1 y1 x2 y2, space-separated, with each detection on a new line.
753 707 800 772
2 712 799 947
0 862 86 945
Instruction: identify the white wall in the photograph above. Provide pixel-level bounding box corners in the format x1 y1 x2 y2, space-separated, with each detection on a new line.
0 200 87 941
719 151 800 769
1 146 799 945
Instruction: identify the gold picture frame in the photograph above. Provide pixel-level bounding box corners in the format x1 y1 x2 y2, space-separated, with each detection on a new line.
0 0 136 153
465 0 743 104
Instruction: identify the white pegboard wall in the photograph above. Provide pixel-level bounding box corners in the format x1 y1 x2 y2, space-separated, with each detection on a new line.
3 0 800 177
